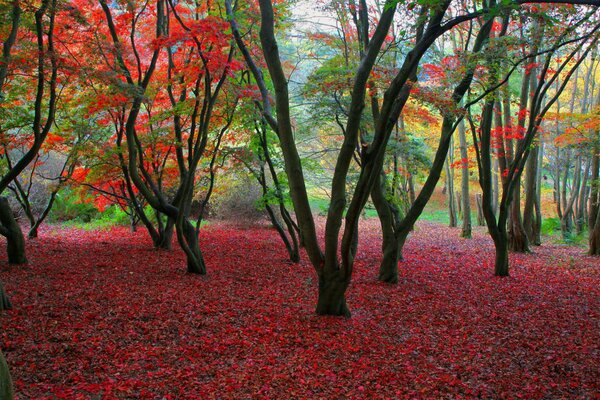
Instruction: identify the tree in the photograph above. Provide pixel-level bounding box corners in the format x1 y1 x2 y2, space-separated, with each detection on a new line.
229 0 537 314
470 7 600 275
0 0 58 263
92 0 240 273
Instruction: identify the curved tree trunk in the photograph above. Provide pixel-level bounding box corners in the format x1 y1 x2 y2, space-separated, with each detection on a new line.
0 197 26 264
176 220 206 274
0 350 13 400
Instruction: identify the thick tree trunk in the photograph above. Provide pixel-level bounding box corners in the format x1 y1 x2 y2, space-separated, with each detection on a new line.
371 173 400 283
0 350 13 400
316 274 350 317
0 197 26 264
458 120 472 238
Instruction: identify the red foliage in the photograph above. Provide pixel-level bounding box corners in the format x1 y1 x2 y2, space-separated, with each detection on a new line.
0 221 598 398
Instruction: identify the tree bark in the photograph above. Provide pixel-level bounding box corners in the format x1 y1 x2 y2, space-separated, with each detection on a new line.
0 281 11 311
523 144 540 244
316 274 351 317
445 137 458 227
0 350 13 400
371 172 400 283
476 194 486 226
0 197 26 264
589 142 600 254
508 187 530 252
458 119 472 238
493 229 510 276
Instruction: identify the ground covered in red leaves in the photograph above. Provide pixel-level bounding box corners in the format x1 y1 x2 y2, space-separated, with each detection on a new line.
0 220 598 399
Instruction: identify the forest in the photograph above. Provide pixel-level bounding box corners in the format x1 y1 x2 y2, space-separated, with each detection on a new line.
0 0 599 398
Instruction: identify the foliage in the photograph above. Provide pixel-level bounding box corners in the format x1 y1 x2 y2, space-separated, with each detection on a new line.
47 188 98 223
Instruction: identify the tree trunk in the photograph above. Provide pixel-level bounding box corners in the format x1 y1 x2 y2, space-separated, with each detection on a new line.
179 221 206 274
0 281 11 311
576 159 590 234
590 209 600 255
371 173 400 283
532 140 543 245
0 350 13 400
458 119 472 238
523 144 539 244
0 197 26 264
316 274 350 317
445 153 458 228
508 186 529 252
493 230 510 276
156 217 174 250
445 137 458 227
476 193 486 226
589 143 600 255
561 154 581 239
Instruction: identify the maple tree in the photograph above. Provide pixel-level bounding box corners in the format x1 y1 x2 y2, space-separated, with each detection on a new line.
228 0 600 314
468 6 600 275
0 0 58 265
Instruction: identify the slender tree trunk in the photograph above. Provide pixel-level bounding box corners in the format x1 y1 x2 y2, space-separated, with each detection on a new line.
156 217 174 250
177 220 206 274
533 140 543 245
576 159 590 234
492 158 499 215
476 194 486 226
508 185 530 252
0 197 26 264
493 228 510 276
458 120 472 238
561 154 581 238
28 189 59 239
0 281 11 311
523 144 539 244
560 149 572 236
589 142 600 254
445 137 457 227
0 350 13 400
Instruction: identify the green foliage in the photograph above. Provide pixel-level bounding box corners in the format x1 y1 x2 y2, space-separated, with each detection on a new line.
541 217 561 236
48 188 98 223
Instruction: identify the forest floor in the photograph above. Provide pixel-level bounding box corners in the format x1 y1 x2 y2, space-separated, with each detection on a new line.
0 219 598 399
